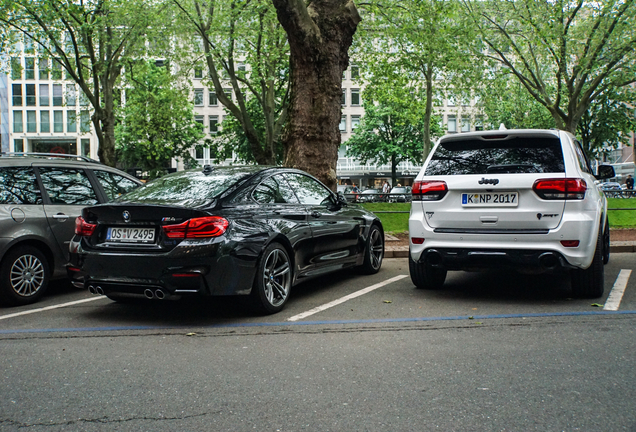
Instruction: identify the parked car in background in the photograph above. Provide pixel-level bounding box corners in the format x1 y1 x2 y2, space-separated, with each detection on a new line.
387 186 411 203
358 188 384 203
0 153 142 306
69 166 385 314
409 129 614 299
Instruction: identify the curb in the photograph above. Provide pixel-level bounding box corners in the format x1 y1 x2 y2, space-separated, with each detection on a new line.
384 243 636 258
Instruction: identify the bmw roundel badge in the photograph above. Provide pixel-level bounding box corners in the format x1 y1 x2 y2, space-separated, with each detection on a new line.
122 211 131 222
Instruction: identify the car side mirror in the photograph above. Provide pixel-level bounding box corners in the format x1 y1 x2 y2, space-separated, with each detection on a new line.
595 165 615 180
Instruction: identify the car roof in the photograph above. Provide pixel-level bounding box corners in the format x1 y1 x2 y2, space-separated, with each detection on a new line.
438 129 567 144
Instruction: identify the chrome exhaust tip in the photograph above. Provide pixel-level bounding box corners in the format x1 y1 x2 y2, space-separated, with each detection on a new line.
144 289 155 299
155 289 165 300
88 285 97 295
425 250 443 266
95 286 104 295
539 252 559 270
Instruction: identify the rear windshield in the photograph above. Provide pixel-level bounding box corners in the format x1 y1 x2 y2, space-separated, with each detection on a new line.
116 169 251 206
425 137 565 176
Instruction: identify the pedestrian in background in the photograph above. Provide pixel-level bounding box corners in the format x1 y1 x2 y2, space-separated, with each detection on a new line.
626 174 634 190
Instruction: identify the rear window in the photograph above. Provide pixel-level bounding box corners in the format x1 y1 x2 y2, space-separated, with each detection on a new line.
116 169 251 206
425 137 565 176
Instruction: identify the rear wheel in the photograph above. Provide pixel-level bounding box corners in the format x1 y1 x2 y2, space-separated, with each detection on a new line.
409 253 446 290
250 243 292 314
571 228 604 298
602 219 610 265
359 224 384 274
0 246 50 306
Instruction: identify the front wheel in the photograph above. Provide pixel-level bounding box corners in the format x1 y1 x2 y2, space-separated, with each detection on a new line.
0 246 50 306
409 253 446 290
571 228 604 298
359 224 384 274
250 243 292 314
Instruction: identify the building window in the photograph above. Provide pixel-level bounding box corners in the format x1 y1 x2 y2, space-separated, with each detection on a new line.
66 84 77 106
14 139 24 153
39 58 49 80
350 65 360 80
39 84 50 106
12 84 22 106
223 88 232 101
351 115 360 130
341 90 346 106
351 88 360 106
447 115 457 132
79 91 89 106
195 145 204 159
339 115 347 132
461 117 470 132
209 115 219 134
52 84 63 106
54 111 64 132
26 85 36 106
24 37 35 54
11 57 21 80
13 111 23 133
80 110 90 132
40 111 50 133
195 115 204 132
67 111 77 132
194 89 204 106
81 139 90 157
26 111 37 132
25 58 35 80
51 61 62 80
194 67 203 79
475 116 484 131
209 91 217 106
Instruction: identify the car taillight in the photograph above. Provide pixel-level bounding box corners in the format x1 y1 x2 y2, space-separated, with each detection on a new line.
533 178 587 200
75 216 96 236
162 216 229 239
412 180 448 201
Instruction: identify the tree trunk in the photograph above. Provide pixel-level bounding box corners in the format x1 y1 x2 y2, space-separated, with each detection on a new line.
423 64 434 162
272 0 361 191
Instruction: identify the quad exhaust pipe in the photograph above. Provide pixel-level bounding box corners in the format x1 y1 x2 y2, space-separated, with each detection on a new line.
144 289 166 300
87 285 104 295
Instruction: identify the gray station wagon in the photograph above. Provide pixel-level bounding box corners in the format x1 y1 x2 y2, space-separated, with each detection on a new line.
0 153 142 306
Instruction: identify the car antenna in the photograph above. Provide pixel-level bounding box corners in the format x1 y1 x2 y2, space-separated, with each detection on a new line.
202 164 215 175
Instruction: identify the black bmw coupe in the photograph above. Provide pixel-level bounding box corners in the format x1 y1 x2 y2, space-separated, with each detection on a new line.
68 166 384 313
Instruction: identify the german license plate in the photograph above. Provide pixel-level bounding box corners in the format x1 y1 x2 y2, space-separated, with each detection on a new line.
106 227 155 243
461 192 519 207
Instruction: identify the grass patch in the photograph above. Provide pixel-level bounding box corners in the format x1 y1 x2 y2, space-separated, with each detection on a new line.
361 198 636 231
608 198 636 228
361 203 410 234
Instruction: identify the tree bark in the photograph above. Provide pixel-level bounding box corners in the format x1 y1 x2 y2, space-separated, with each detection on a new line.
272 0 361 191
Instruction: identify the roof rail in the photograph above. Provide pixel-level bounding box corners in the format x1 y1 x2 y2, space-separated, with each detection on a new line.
0 152 99 163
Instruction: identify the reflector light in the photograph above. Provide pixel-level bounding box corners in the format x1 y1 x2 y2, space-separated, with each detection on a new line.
171 273 201 278
162 216 229 239
411 181 448 201
533 178 587 200
411 237 425 244
75 216 96 236
560 240 580 248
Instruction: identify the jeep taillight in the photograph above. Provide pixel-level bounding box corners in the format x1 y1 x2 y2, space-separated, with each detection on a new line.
533 178 587 200
162 216 229 239
75 216 97 236
412 180 448 201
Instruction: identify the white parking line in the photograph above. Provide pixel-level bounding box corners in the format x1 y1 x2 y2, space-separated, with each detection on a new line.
287 275 408 322
0 296 107 321
603 269 632 311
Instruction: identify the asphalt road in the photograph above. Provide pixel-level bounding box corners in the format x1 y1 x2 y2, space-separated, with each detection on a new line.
1 255 635 431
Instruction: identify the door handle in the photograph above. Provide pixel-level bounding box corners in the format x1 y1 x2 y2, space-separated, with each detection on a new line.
53 213 69 221
311 211 321 218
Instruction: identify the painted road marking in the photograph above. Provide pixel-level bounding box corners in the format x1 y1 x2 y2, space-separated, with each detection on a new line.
287 274 408 322
0 296 107 321
604 269 632 311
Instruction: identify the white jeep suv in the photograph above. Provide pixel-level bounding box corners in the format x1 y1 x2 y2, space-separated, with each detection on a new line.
409 129 615 298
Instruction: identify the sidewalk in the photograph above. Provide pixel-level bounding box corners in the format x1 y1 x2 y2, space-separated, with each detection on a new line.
384 239 636 258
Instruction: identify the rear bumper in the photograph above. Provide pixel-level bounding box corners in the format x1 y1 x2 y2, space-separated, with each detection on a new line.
68 237 258 299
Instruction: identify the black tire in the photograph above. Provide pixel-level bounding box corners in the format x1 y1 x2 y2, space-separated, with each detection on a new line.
571 227 604 298
359 224 384 274
409 252 446 290
250 242 292 314
0 246 50 306
602 219 610 265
